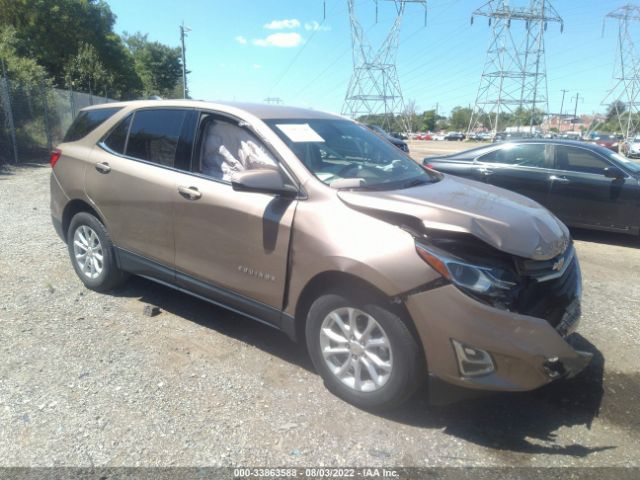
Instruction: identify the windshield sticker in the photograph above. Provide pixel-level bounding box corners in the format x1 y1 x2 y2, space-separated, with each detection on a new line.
276 123 325 143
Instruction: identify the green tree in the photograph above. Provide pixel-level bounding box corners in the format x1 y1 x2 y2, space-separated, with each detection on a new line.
0 26 49 86
421 110 437 132
449 106 472 131
124 32 183 98
0 0 141 96
64 42 108 96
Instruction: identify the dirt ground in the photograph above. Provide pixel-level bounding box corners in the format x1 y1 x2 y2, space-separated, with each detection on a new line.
0 161 639 468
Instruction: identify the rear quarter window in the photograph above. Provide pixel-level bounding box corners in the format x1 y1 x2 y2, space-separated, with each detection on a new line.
63 107 122 142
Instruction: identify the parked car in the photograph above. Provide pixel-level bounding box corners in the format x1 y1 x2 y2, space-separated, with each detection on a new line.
622 136 640 158
444 131 465 141
432 132 446 141
423 139 640 234
590 134 620 152
366 124 409 153
51 101 590 410
415 132 432 141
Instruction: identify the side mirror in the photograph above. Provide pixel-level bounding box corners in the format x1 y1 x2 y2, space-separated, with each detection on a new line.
231 169 297 197
604 167 625 179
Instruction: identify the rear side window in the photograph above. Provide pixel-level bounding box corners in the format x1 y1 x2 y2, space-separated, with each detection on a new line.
103 114 132 154
64 107 122 142
126 109 187 167
555 146 610 174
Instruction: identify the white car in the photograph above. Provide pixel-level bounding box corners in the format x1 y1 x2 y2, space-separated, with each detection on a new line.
624 137 640 158
432 133 446 141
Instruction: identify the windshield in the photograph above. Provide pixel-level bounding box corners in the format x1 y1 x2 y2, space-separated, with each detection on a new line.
610 152 640 173
266 118 439 190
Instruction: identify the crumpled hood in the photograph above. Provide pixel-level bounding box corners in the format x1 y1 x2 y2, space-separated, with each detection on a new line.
337 175 570 261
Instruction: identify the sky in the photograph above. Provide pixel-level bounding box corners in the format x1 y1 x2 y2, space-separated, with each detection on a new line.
107 0 631 118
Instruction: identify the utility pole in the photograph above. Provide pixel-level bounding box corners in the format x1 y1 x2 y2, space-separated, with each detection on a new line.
602 4 640 138
180 22 191 99
573 92 580 120
342 0 427 133
467 0 563 136
559 89 568 132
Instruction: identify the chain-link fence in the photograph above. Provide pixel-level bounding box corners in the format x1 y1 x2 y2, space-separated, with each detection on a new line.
0 73 115 165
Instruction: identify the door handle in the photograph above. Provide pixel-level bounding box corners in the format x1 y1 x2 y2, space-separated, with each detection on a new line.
95 162 111 174
178 185 202 200
549 175 570 183
479 168 494 176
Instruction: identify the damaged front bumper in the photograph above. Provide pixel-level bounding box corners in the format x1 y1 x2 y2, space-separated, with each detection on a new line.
405 283 592 392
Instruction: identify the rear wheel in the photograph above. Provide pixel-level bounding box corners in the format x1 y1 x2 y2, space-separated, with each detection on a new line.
67 212 128 292
305 293 425 410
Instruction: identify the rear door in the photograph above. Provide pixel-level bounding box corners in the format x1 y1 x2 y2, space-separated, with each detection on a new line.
547 144 639 230
474 143 553 208
86 107 196 270
171 111 297 323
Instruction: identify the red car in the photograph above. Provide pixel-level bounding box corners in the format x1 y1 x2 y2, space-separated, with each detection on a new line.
591 134 622 152
415 133 432 141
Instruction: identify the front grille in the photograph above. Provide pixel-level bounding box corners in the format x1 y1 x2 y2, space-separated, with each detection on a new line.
514 246 581 328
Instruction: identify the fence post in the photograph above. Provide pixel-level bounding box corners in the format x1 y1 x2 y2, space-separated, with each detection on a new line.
0 58 19 164
70 87 76 119
40 82 52 152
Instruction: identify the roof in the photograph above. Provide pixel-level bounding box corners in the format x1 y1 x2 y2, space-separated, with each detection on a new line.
82 99 342 121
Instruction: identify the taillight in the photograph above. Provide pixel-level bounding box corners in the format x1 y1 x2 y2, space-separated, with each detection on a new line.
424 163 434 169
50 149 61 168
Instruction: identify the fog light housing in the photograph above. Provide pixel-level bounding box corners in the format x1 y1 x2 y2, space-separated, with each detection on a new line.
452 339 495 377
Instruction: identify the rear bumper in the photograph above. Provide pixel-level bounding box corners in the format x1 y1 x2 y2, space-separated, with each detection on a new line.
405 283 592 392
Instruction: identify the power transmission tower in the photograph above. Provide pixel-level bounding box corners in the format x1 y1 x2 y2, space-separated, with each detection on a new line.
342 0 427 133
602 4 640 139
467 0 563 135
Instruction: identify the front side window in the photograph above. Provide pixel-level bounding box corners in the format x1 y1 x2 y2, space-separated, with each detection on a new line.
479 143 549 168
266 119 438 190
126 109 187 167
197 116 277 182
64 107 122 142
555 146 610 174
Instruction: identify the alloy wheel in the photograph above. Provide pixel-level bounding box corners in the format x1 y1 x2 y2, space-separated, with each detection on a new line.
73 225 104 280
319 307 393 392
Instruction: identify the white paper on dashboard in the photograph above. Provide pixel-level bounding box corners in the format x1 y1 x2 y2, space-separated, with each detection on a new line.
276 123 325 143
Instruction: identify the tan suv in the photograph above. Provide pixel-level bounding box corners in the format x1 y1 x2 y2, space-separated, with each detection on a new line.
50 100 592 409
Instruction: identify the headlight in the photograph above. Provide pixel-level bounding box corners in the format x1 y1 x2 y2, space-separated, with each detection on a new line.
416 243 518 309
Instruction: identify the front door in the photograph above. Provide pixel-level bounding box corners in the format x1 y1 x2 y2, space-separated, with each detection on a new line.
172 113 297 322
474 142 553 209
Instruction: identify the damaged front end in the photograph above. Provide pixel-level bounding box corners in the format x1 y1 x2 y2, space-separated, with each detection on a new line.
406 229 592 389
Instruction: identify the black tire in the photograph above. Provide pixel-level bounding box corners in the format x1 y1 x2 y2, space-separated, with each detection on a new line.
305 293 425 410
67 212 129 292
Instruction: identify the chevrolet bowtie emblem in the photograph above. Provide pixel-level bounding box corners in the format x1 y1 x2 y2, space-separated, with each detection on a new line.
552 257 565 272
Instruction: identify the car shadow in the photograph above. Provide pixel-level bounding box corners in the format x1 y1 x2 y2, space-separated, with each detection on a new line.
113 276 315 373
382 334 620 457
114 277 621 457
571 227 639 248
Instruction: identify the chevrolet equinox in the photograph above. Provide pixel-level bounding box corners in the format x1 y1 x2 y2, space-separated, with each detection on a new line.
50 100 592 409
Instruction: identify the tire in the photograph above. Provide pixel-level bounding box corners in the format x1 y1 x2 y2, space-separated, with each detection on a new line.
305 293 425 410
67 212 129 292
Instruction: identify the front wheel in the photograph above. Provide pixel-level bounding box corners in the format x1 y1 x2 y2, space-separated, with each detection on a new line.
305 293 425 410
67 212 129 292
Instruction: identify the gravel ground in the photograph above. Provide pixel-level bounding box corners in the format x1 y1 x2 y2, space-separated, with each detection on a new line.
1 164 639 467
